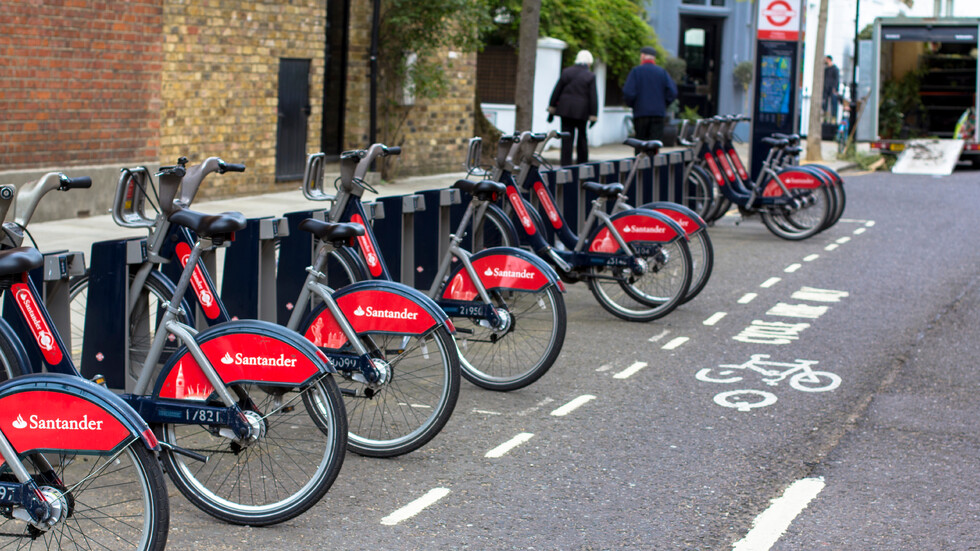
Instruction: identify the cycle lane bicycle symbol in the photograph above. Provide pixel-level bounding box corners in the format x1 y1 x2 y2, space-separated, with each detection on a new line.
696 354 841 411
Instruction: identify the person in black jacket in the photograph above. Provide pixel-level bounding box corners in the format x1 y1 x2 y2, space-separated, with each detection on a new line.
623 46 677 141
822 55 840 121
548 50 599 166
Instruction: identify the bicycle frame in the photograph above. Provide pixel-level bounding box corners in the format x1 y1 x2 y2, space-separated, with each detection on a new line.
302 146 563 328
484 132 689 278
111 160 450 390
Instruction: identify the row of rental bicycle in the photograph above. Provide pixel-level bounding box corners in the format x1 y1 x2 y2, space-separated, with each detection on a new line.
0 114 844 549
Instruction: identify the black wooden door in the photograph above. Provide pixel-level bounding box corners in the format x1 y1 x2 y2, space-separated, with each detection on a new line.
276 58 311 181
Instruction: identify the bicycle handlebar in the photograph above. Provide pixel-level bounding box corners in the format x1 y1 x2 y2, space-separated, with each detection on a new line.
156 156 245 214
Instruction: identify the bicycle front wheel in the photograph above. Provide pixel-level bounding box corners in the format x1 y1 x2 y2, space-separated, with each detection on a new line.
471 204 519 250
69 273 188 380
0 443 170 550
684 165 714 220
455 285 566 391
342 326 460 457
159 375 347 526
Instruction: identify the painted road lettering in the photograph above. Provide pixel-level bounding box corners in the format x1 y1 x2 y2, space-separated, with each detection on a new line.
733 321 810 345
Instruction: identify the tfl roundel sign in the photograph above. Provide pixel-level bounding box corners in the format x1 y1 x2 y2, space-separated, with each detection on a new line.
757 0 802 41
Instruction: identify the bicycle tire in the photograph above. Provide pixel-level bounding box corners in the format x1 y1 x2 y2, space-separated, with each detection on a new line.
471 203 519 250
684 165 714 220
681 228 714 304
158 374 347 526
0 327 29 383
0 442 170 550
455 284 566 391
69 272 189 381
587 239 692 322
339 326 460 457
760 185 833 240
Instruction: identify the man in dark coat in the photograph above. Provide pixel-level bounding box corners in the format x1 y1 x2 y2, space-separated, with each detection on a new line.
822 55 840 121
548 50 599 166
622 46 677 141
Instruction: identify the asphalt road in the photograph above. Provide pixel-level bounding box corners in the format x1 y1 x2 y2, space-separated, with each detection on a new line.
155 167 980 550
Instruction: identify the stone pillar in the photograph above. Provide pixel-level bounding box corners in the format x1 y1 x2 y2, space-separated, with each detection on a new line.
533 37 567 133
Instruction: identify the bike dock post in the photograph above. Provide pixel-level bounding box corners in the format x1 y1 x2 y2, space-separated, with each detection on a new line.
76 238 147 390
631 154 655 205
413 188 459 291
221 216 289 322
372 194 423 286
276 209 325 323
569 164 595 235
35 251 87 340
667 150 690 204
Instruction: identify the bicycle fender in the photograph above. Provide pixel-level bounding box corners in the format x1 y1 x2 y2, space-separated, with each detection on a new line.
440 247 562 302
798 164 842 185
587 208 686 253
0 373 158 461
636 201 707 236
302 280 450 349
153 319 334 401
762 169 827 197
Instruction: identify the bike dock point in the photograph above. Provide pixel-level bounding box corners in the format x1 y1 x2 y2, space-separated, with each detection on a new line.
67 150 691 361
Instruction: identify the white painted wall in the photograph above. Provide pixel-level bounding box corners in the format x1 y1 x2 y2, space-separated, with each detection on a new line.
481 37 631 148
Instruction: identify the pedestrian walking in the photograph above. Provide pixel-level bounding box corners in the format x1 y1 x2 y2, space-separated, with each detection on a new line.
623 46 677 142
823 55 840 122
548 50 599 166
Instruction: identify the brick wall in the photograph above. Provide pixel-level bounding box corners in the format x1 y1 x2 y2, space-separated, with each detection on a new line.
342 4 476 178
160 0 326 198
0 1 163 170
387 51 477 177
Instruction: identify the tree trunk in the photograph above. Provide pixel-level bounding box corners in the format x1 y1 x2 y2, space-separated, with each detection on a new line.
514 0 541 131
806 0 830 162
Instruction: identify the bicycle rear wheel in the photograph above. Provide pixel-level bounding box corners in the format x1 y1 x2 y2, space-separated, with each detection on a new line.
760 186 833 240
158 375 347 526
341 327 459 457
682 228 714 304
455 285 566 391
588 240 692 322
0 443 169 550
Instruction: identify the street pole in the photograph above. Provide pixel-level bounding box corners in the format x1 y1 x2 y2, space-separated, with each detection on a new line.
850 0 859 147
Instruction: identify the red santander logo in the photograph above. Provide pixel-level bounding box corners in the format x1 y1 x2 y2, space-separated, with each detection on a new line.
12 283 62 365
175 242 221 320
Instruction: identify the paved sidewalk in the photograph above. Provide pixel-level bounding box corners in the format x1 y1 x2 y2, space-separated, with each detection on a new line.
28 140 855 256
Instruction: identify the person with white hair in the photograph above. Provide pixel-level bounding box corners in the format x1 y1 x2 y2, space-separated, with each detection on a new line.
548 49 599 166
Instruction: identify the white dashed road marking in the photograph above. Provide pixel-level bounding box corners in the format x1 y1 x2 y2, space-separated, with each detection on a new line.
648 329 670 342
731 477 825 551
485 432 534 458
853 228 865 235
760 277 781 288
551 395 596 416
835 237 850 244
825 244 839 251
662 337 689 350
381 488 451 526
803 254 819 262
704 312 727 326
613 362 647 379
784 263 801 273
738 293 758 304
